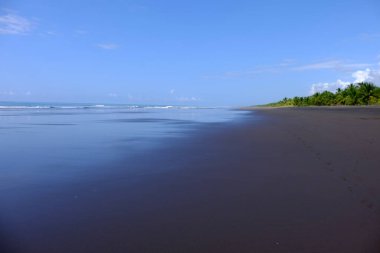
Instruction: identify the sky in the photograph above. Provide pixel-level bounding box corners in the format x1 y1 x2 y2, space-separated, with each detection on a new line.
0 0 380 106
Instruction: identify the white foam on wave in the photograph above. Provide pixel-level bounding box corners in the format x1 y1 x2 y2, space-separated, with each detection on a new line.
144 106 174 109
0 106 52 109
0 103 216 111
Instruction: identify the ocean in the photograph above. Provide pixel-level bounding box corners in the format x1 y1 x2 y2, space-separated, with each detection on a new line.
0 102 246 188
0 102 251 251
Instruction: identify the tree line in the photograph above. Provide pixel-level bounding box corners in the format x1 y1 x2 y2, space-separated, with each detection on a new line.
266 82 380 106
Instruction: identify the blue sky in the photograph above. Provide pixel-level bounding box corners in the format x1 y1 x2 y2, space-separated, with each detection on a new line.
0 0 379 106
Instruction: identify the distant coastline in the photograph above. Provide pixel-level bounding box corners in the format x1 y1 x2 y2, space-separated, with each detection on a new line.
259 82 380 107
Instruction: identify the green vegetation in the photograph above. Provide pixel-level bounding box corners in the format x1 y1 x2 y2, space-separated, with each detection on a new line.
266 82 380 107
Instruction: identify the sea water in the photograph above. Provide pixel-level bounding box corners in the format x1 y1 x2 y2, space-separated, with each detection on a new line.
0 103 246 188
0 103 249 251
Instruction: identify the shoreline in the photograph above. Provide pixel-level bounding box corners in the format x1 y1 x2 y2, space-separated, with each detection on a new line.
240 105 380 110
2 107 380 252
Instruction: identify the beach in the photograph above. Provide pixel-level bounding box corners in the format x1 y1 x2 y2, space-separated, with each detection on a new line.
1 107 380 252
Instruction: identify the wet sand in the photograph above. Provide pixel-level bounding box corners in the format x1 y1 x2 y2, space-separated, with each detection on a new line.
2 107 380 252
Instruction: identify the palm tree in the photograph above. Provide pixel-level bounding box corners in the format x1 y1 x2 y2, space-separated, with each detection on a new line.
357 82 376 105
335 88 344 104
343 84 358 105
265 82 379 107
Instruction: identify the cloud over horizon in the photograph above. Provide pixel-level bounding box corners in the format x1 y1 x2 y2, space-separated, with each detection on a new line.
310 64 380 94
176 96 200 102
0 90 15 96
107 93 118 97
310 80 350 94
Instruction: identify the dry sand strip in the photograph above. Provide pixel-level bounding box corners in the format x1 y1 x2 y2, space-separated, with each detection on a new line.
3 107 380 253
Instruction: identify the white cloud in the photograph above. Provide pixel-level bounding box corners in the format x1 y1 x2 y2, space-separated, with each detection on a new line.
0 12 34 35
204 59 374 80
294 60 372 71
310 80 350 94
295 60 340 70
203 65 286 79
310 64 380 94
176 96 200 102
170 89 175 94
352 68 373 83
45 31 58 36
0 90 15 96
108 93 118 97
97 43 119 50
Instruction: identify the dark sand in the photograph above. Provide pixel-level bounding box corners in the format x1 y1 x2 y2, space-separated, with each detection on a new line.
2 107 380 252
